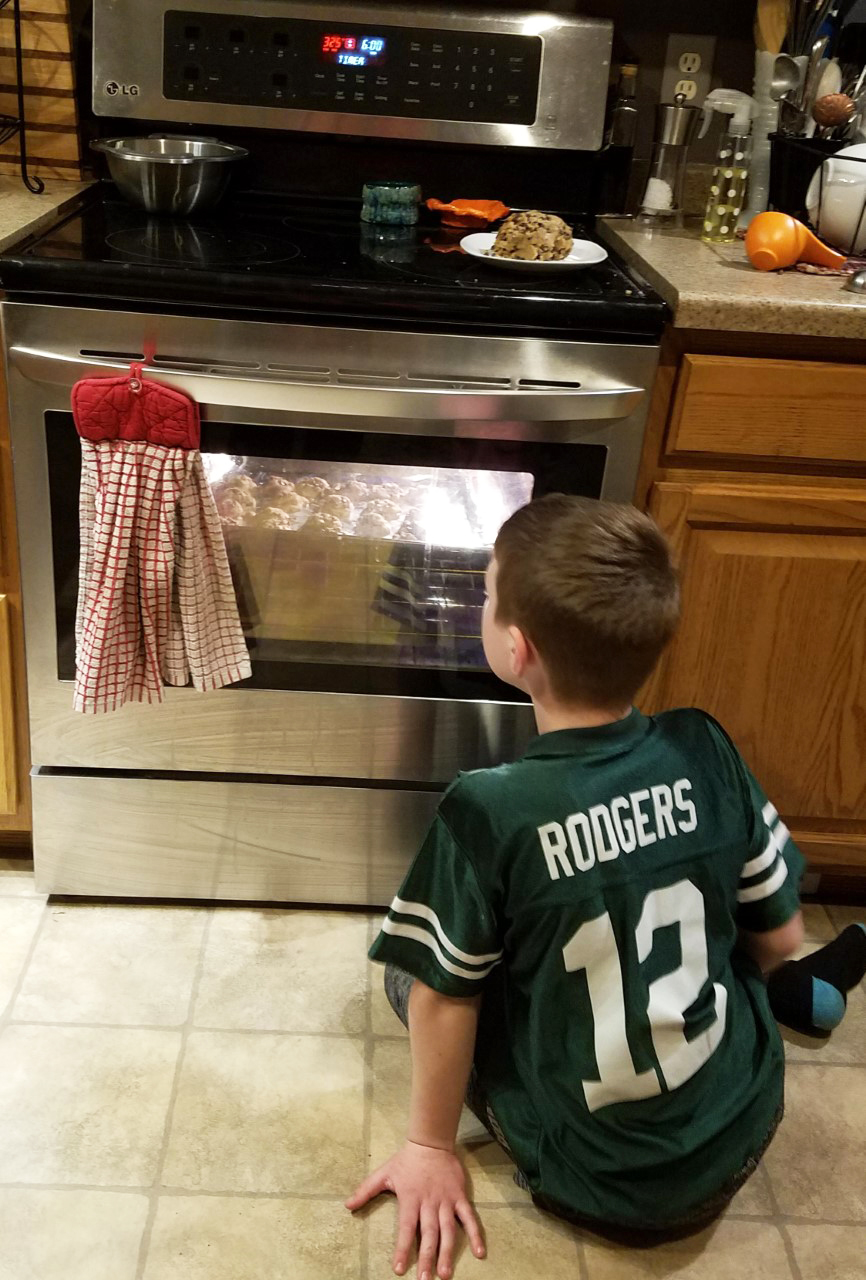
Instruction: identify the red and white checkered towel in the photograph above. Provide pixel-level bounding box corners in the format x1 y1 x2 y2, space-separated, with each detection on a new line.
72 367 251 714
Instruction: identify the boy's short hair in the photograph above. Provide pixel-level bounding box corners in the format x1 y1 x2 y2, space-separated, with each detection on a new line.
494 495 680 708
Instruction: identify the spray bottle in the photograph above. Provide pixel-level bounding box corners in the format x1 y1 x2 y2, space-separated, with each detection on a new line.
699 89 757 244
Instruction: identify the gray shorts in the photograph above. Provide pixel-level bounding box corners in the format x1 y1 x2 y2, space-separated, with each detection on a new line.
382 964 782 1243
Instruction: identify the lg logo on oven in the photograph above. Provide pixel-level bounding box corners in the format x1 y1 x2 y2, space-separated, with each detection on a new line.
104 81 140 97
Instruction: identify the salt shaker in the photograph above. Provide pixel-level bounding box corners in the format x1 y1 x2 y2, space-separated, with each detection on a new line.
639 94 701 227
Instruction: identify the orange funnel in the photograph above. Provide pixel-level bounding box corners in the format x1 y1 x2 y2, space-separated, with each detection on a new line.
745 212 847 271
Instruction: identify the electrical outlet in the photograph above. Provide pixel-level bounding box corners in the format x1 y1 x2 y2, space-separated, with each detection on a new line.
674 78 698 100
661 34 716 108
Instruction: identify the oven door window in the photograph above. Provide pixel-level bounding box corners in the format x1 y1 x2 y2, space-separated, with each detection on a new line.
47 414 606 701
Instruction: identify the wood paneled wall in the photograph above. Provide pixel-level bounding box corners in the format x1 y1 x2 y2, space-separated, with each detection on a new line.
0 0 80 181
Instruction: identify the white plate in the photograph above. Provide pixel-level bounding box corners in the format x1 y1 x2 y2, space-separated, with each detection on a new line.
460 231 609 270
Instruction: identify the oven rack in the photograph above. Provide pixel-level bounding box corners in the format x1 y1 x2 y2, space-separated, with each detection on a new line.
0 0 44 193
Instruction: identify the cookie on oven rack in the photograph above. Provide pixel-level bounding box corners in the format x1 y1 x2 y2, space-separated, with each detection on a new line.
295 476 331 501
304 512 345 536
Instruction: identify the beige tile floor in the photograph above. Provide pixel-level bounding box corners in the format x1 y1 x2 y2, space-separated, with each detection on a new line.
0 857 864 1279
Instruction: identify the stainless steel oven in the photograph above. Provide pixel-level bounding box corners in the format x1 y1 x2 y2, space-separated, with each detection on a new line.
1 0 666 902
5 303 658 901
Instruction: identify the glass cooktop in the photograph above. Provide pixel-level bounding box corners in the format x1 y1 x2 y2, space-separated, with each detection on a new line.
0 187 667 338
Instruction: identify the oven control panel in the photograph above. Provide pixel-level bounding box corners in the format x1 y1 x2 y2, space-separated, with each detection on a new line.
93 1 612 150
163 11 542 124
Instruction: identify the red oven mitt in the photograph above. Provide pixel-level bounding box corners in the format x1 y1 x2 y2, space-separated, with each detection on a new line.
71 364 200 449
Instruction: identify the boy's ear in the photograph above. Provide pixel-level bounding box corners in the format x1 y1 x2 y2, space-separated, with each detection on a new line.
507 624 533 680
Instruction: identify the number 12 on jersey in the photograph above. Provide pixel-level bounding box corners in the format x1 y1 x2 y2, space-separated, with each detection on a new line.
563 880 728 1113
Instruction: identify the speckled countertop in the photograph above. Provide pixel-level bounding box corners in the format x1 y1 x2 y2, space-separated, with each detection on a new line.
599 218 866 340
0 178 91 256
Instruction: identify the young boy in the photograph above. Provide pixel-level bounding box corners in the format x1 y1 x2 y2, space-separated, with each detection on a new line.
347 495 864 1280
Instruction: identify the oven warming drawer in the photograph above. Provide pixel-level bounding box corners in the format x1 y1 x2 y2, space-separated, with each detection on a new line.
31 770 438 903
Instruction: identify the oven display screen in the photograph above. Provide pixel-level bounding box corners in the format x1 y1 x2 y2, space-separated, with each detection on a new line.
320 34 387 66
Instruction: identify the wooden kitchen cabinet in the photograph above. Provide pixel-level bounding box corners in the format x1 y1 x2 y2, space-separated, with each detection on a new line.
0 360 31 835
637 332 866 877
0 595 17 816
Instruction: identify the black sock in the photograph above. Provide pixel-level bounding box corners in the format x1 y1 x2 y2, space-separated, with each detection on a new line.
767 924 866 1038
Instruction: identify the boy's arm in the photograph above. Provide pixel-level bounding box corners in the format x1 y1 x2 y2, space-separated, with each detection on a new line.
407 981 482 1149
346 981 486 1280
739 911 805 973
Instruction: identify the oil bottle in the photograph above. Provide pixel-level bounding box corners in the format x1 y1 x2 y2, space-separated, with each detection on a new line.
698 89 757 244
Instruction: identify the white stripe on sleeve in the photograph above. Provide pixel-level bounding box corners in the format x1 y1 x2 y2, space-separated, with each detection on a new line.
737 856 788 904
390 895 503 965
762 801 778 826
380 918 502 980
741 820 790 880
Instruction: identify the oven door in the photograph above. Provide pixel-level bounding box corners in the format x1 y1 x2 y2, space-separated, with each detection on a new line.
5 303 658 784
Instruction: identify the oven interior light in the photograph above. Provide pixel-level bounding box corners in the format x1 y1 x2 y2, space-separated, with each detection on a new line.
203 453 237 485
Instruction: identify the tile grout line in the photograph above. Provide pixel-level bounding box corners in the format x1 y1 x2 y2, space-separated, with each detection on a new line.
6 1017 370 1038
133 906 215 1280
778 1223 806 1280
575 1232 590 1280
0 895 51 1031
753 1151 804 1279
0 1177 552 1211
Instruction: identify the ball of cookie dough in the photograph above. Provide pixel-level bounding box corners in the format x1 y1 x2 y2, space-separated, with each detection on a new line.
491 210 573 262
259 476 296 504
397 516 425 542
370 482 404 503
216 496 250 523
256 506 294 530
355 511 394 539
215 483 256 515
274 491 310 514
304 512 344 536
363 498 402 525
220 474 257 496
317 493 354 522
295 476 331 500
336 479 368 504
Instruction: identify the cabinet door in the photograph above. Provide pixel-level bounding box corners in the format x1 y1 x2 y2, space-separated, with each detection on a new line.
644 481 866 863
0 595 17 817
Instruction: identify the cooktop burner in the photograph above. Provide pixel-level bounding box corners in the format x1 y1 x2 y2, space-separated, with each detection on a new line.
105 225 301 267
0 187 667 339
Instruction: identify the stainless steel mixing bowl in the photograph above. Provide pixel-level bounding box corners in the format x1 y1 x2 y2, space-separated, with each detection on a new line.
91 136 249 216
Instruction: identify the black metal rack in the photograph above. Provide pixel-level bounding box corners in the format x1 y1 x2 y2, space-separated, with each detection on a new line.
0 0 44 193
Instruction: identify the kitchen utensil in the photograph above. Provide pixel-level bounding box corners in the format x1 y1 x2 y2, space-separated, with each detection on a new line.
771 53 803 100
460 232 608 270
808 92 854 141
843 267 866 291
745 209 847 268
755 0 790 53
815 57 843 100
638 92 701 225
801 34 830 135
91 136 248 216
806 141 866 252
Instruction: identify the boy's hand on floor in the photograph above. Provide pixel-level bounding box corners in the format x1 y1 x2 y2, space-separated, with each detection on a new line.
345 1139 485 1280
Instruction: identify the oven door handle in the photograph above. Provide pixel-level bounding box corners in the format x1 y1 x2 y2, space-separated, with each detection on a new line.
8 345 646 424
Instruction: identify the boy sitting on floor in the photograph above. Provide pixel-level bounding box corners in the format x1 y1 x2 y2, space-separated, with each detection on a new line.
347 495 866 1279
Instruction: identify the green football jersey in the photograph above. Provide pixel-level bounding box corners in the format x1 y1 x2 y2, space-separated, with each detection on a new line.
369 707 804 1228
